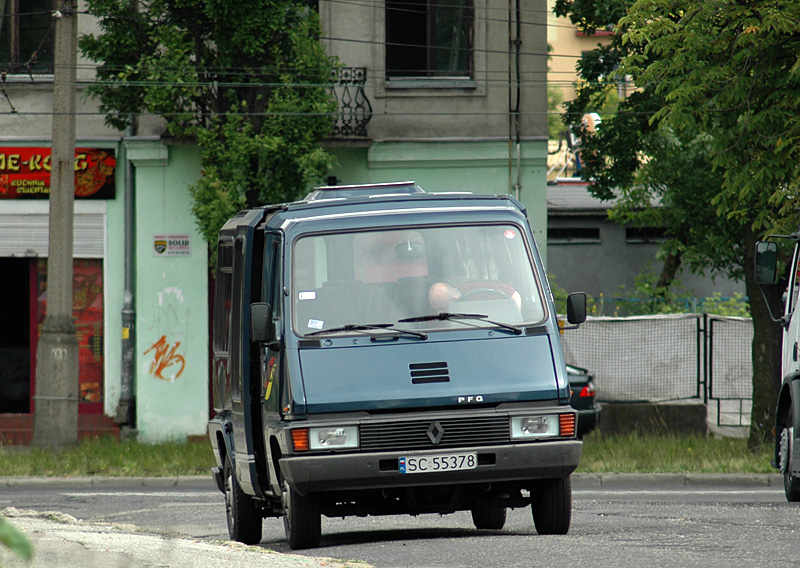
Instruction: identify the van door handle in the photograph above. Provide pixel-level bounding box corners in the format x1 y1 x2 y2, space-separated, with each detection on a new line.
794 342 798 362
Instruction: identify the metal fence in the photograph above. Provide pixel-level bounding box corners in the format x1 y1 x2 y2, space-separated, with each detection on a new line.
560 314 753 428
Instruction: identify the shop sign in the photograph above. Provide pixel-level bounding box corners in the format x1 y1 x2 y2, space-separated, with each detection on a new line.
0 147 116 199
153 234 191 257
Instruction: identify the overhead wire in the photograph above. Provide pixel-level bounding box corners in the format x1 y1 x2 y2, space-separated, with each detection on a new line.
0 3 629 118
0 7 606 77
0 70 628 93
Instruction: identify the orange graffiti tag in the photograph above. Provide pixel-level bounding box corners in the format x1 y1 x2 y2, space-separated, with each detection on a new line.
144 335 186 380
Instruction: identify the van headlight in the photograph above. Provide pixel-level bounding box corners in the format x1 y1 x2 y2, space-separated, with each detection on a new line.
510 415 560 439
309 426 359 450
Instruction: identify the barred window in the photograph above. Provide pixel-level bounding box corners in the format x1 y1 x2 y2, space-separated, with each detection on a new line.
626 226 666 244
547 227 601 244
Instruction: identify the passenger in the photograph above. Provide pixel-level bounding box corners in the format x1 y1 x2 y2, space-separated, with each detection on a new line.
428 281 522 311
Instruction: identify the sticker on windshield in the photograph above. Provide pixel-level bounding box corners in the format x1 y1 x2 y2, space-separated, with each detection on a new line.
308 319 324 329
504 229 516 240
299 291 316 300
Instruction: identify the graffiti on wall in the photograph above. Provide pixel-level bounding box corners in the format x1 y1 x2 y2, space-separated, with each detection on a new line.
144 335 185 381
144 287 189 382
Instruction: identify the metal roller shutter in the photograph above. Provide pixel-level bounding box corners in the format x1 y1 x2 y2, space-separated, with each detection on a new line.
0 212 105 258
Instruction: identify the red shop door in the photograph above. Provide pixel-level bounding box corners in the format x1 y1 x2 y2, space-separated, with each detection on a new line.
31 259 104 415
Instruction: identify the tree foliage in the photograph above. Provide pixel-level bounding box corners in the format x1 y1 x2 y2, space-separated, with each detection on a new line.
555 0 800 447
80 0 338 243
619 0 800 448
620 0 800 232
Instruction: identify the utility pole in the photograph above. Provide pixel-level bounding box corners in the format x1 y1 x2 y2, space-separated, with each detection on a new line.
32 1 79 447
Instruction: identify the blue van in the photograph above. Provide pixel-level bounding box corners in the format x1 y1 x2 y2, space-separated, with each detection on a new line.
208 182 586 549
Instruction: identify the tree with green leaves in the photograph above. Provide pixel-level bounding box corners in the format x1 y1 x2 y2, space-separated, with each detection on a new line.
80 0 338 244
554 0 800 447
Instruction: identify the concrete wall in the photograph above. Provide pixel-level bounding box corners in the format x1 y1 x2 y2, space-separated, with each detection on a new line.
128 141 208 442
326 140 550 264
547 214 745 302
321 0 551 257
320 0 548 141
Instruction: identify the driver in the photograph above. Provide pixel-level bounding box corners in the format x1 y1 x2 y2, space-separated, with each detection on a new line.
428 281 521 311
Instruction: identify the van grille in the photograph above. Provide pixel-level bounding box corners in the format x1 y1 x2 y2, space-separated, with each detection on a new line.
409 361 449 384
360 415 509 451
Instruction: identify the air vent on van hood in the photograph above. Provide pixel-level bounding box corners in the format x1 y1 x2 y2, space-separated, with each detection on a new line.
409 362 450 384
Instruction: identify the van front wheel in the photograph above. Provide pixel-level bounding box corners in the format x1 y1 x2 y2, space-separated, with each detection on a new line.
223 456 263 544
282 481 321 549
531 476 572 535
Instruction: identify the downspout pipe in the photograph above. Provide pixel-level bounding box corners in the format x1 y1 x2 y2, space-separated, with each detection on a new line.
508 0 523 201
513 0 522 201
115 116 136 431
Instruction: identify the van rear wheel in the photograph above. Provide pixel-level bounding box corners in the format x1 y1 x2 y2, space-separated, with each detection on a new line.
780 410 800 502
224 456 263 544
531 476 572 535
282 480 321 549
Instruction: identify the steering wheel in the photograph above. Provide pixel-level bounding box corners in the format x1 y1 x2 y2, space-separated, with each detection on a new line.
457 288 511 301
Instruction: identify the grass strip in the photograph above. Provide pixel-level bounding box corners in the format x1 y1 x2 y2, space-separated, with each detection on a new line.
577 431 774 474
0 437 215 477
0 432 776 477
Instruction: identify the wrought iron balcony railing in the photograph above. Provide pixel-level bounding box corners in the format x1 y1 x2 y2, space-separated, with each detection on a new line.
330 67 372 138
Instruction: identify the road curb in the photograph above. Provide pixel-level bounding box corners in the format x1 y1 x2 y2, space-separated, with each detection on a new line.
572 472 784 488
0 475 216 489
0 473 783 489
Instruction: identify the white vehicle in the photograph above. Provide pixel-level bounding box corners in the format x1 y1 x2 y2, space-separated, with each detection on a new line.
754 235 800 501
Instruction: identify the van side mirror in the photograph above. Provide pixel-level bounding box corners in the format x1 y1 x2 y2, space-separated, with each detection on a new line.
754 241 778 285
250 303 274 343
566 292 587 325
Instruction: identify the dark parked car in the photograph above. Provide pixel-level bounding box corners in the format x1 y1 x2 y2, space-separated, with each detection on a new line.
567 364 601 437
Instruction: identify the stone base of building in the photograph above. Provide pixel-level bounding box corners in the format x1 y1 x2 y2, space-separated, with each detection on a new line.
0 414 120 446
598 402 708 436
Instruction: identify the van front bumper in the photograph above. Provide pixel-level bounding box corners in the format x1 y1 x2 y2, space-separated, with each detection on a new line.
279 440 582 496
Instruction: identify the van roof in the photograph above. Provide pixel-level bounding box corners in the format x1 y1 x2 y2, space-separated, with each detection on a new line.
303 181 424 201
219 184 525 236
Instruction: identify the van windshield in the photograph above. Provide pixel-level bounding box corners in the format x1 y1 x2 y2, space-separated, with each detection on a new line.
291 224 546 335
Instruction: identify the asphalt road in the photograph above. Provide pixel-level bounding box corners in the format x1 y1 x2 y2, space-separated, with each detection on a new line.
1 474 799 568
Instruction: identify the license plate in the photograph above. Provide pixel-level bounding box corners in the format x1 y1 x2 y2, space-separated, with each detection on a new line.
399 452 477 474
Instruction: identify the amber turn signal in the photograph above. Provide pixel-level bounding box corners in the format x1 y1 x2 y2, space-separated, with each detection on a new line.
559 413 576 437
291 428 310 452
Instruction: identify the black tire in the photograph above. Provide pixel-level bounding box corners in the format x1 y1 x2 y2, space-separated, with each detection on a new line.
471 506 507 530
780 410 800 502
531 477 572 535
224 456 263 545
282 480 321 549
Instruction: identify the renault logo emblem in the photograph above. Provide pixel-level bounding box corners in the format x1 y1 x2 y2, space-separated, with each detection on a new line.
427 421 444 444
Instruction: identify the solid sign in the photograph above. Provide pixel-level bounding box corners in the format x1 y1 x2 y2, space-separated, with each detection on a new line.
153 234 191 257
0 147 116 199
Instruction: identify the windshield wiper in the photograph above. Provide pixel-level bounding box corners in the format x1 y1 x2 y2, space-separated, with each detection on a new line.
398 312 522 335
306 323 427 339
